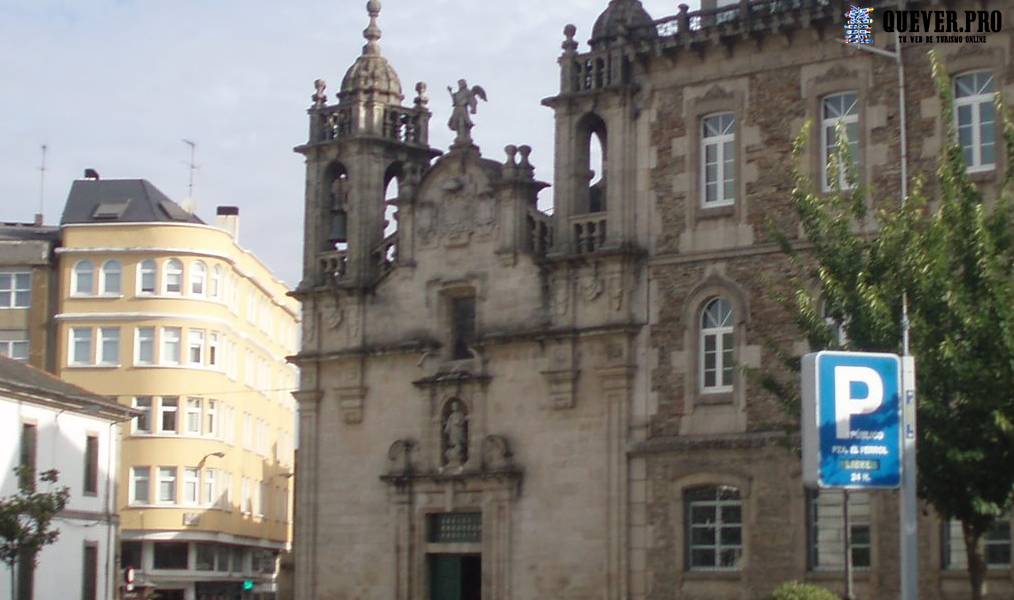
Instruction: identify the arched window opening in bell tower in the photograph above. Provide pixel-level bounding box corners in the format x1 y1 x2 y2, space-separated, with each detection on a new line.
325 162 349 251
381 163 403 267
575 113 608 215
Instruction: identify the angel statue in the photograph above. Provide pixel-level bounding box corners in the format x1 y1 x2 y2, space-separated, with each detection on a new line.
447 79 487 146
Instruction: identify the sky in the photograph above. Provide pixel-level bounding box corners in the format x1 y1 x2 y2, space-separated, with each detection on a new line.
0 0 688 286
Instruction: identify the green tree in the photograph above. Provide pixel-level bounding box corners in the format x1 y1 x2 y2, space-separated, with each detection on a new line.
0 467 70 600
764 51 1014 600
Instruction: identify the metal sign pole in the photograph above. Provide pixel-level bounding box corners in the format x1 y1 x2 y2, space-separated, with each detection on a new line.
900 357 918 600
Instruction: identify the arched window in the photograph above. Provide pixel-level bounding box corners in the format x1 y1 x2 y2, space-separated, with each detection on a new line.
325 163 349 250
575 113 608 214
954 71 996 172
138 260 157 295
165 259 183 295
685 485 743 570
191 261 207 296
701 113 736 207
210 265 222 298
100 260 121 295
73 260 95 295
821 92 860 191
700 298 734 393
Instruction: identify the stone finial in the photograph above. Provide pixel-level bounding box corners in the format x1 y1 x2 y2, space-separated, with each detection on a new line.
518 145 534 179
312 79 328 108
363 0 382 56
414 81 429 108
562 24 578 54
504 144 519 167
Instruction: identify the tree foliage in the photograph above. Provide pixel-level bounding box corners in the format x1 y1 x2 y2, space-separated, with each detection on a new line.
763 50 1014 599
767 581 840 600
0 466 70 599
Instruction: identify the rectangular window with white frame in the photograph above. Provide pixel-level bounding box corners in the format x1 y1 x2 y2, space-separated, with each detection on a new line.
157 466 177 504
70 328 93 365
701 113 736 208
161 327 181 365
203 469 217 506
943 516 1011 569
208 332 220 368
132 396 152 434
954 71 996 173
98 327 120 365
821 92 860 191
183 467 199 504
135 327 155 365
160 397 178 434
130 466 150 504
0 271 31 308
138 260 157 295
685 485 743 570
185 398 202 434
188 329 205 365
0 331 29 361
206 400 217 437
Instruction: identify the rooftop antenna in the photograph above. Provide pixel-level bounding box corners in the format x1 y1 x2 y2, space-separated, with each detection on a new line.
182 138 199 212
37 144 47 224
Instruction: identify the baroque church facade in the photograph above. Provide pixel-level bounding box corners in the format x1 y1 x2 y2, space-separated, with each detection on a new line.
291 1 1014 599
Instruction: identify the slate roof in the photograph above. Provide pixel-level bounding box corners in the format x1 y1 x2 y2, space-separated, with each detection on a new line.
0 224 60 242
60 179 203 225
0 356 136 419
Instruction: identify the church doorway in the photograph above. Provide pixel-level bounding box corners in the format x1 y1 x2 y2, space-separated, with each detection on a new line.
429 554 481 600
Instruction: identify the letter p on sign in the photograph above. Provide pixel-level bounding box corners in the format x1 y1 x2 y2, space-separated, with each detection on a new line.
834 366 883 438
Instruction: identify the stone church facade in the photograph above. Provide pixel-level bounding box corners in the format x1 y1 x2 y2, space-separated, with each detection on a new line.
292 1 1014 599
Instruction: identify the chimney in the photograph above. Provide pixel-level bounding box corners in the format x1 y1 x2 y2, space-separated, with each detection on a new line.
84 169 100 180
216 206 240 240
33 213 43 226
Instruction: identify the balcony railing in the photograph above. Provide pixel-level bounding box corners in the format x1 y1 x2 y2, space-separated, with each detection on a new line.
652 0 837 38
312 105 430 146
527 209 554 257
571 213 607 254
319 249 348 284
372 233 398 277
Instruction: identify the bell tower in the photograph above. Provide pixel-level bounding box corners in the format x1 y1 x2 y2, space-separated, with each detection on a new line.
295 0 439 292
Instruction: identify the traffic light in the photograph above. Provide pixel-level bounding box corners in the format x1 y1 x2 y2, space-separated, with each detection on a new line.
242 580 254 591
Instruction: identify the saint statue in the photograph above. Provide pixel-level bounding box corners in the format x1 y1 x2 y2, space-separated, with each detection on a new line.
443 400 468 468
447 79 487 146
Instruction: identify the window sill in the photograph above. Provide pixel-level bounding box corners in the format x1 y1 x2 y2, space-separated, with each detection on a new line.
940 568 1010 579
807 568 871 580
966 167 997 183
0 306 30 310
697 390 734 406
66 364 122 369
697 203 735 220
682 569 743 580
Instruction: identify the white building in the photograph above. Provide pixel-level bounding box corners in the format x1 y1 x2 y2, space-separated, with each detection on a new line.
0 356 136 600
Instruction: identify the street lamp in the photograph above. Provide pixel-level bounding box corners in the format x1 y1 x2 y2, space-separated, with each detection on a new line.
197 451 226 469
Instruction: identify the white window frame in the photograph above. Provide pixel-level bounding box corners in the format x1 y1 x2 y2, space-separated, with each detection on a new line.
138 260 157 295
132 397 152 434
0 271 31 308
700 298 734 393
188 329 205 365
185 398 202 435
954 71 996 173
97 327 120 365
135 327 155 365
203 469 217 506
821 92 860 192
700 113 736 208
100 260 122 295
206 400 218 437
157 466 177 504
161 327 181 365
159 397 179 434
0 338 29 360
164 259 183 295
72 260 95 296
183 467 200 505
210 265 222 299
70 327 94 365
191 261 207 296
130 466 150 505
208 333 220 368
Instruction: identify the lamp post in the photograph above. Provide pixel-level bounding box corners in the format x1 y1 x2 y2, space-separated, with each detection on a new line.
197 451 226 469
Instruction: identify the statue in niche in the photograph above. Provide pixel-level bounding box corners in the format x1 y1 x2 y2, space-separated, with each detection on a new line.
442 399 469 468
447 79 487 146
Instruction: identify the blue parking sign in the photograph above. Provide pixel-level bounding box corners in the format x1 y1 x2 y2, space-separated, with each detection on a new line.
802 351 902 489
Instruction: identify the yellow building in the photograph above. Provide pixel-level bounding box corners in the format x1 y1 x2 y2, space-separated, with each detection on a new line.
55 178 300 600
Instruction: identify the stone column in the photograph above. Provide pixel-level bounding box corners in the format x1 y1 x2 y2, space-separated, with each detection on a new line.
292 390 322 600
